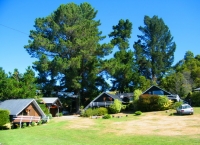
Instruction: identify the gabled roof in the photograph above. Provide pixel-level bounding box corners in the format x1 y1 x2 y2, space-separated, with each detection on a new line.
84 92 122 110
0 99 46 117
97 92 123 102
42 97 62 105
142 85 172 95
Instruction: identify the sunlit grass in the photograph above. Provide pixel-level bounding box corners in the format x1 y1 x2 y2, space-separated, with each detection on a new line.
0 108 200 145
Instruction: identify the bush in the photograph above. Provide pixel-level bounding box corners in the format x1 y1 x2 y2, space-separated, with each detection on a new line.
31 122 36 126
96 107 108 116
22 122 27 128
102 114 112 119
157 96 173 110
0 110 10 127
82 108 94 117
56 113 63 117
171 101 183 109
81 107 108 117
108 99 122 114
190 92 200 106
134 111 142 115
46 114 52 119
0 123 11 130
137 95 171 111
38 120 42 125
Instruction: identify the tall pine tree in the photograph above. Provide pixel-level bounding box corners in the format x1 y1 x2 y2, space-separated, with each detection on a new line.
24 3 113 108
108 19 135 92
133 15 176 83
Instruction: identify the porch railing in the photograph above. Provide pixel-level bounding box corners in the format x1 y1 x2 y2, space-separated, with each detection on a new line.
89 101 114 108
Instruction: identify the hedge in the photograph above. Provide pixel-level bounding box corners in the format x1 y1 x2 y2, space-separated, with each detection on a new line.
0 110 10 126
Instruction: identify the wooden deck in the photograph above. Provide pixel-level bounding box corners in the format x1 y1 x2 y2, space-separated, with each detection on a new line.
13 116 41 123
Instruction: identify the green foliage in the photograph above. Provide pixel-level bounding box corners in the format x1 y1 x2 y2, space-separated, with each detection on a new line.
102 114 112 119
22 123 27 128
38 120 42 125
108 99 122 114
82 107 108 117
31 122 36 126
133 89 143 101
82 108 94 117
107 19 136 92
138 95 171 111
46 114 52 119
134 15 176 82
132 89 143 111
37 100 49 115
134 111 142 115
96 107 108 116
0 110 10 126
171 101 183 109
24 2 113 105
157 96 173 110
189 92 200 107
125 102 135 111
0 67 37 100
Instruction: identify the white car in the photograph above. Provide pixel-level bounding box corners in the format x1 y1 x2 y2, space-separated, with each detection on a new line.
176 104 194 115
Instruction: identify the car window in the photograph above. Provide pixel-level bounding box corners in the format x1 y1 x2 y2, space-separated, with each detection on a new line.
186 105 191 108
182 106 187 109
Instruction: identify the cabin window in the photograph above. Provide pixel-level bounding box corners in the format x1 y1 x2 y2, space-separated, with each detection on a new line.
152 90 164 95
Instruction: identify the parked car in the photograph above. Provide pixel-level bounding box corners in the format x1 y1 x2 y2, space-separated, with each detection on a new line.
176 104 194 115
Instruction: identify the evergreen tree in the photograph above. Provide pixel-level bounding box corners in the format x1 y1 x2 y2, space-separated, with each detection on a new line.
24 3 113 108
133 15 176 83
107 19 136 92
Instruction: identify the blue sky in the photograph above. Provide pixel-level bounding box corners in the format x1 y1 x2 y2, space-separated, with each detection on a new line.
0 0 200 74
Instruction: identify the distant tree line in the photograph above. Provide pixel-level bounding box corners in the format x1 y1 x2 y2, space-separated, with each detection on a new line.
0 2 200 107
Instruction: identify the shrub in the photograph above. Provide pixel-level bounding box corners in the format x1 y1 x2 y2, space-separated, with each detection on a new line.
0 123 11 130
190 92 200 106
13 123 20 129
108 99 122 114
31 122 36 126
83 108 94 117
82 107 108 117
22 122 27 128
171 101 183 109
137 95 171 111
0 110 10 127
46 114 52 119
134 111 142 115
126 102 135 111
38 120 42 125
59 113 63 117
56 112 63 117
157 96 173 110
133 89 143 101
102 114 112 119
96 107 108 116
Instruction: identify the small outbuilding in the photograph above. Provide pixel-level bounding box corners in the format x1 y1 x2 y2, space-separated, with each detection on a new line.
41 97 62 117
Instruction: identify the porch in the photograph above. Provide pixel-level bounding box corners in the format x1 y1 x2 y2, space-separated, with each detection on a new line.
88 101 114 108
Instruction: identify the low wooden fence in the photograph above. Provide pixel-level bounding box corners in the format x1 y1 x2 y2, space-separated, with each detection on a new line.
13 116 41 128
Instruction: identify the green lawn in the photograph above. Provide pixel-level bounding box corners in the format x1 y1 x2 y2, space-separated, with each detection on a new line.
0 109 200 145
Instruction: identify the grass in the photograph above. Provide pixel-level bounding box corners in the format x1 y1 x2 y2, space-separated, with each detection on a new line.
0 109 200 145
